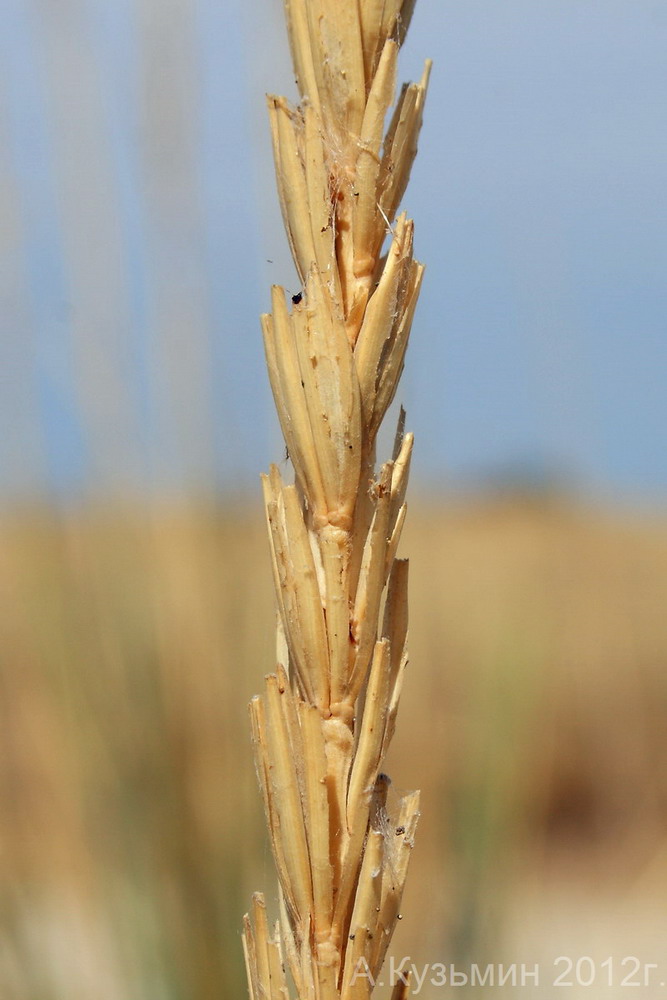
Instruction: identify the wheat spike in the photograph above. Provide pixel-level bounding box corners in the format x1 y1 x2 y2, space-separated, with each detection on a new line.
243 3 430 997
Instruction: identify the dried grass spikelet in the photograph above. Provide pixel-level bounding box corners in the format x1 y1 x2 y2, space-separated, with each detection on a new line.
244 2 429 998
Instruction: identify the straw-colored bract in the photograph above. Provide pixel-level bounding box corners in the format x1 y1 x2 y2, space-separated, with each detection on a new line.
243 3 430 997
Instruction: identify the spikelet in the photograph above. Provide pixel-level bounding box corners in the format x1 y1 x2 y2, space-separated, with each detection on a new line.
243 3 429 997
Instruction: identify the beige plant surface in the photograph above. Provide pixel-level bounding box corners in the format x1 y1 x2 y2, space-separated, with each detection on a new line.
243 3 430 998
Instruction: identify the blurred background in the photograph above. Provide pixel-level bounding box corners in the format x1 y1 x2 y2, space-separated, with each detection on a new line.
0 0 666 997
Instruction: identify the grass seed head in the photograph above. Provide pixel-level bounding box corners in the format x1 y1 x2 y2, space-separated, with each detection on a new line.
244 2 429 996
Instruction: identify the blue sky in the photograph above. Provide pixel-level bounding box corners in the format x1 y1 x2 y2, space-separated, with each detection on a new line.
0 0 665 501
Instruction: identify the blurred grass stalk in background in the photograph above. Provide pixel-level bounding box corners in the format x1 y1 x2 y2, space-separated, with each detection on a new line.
1 499 667 997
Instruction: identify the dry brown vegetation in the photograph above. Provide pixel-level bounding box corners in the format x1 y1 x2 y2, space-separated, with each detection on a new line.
1 498 666 998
